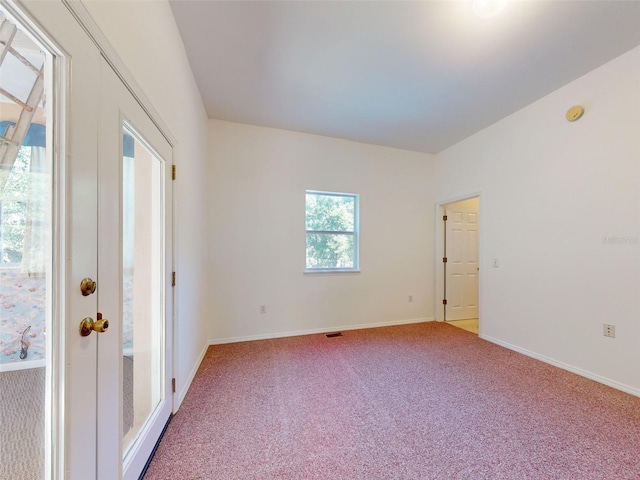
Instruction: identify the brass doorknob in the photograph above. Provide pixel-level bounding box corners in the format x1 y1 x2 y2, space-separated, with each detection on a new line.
79 314 109 337
80 278 97 296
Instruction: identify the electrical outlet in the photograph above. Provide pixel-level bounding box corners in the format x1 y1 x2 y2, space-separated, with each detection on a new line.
408 295 413 303
603 324 615 338
260 305 266 314
492 258 499 268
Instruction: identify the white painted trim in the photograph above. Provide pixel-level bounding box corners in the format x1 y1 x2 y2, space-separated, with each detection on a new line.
0 358 46 372
480 333 640 398
434 192 483 323
304 269 361 275
174 341 209 412
209 317 435 346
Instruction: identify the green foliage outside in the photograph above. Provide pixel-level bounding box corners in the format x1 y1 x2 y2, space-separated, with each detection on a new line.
1 147 30 264
305 193 356 269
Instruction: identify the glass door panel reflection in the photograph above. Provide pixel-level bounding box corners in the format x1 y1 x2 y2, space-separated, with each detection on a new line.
0 7 52 480
122 124 164 457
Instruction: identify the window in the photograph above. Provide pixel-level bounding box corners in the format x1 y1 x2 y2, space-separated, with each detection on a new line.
305 190 359 272
0 126 47 269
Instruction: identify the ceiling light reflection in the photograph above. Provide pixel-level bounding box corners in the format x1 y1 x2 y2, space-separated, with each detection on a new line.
472 0 509 18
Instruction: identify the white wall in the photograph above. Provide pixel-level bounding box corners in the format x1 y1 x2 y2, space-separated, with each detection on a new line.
82 0 210 408
209 120 436 342
435 46 640 395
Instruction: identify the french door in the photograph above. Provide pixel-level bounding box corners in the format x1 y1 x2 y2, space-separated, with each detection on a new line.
6 1 174 479
97 58 173 480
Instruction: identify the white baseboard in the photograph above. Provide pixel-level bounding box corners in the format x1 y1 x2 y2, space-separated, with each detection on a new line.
480 333 640 398
0 358 46 373
209 317 435 346
174 342 209 412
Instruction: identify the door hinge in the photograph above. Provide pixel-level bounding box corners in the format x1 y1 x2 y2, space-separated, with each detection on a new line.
171 271 176 287
171 378 176 393
442 299 448 305
172 164 176 181
443 257 447 263
443 215 447 221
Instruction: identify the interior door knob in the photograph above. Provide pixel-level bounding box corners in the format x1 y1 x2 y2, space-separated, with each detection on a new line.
80 278 97 296
79 314 109 337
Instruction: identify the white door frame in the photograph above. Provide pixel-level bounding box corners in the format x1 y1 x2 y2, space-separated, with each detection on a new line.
435 192 483 328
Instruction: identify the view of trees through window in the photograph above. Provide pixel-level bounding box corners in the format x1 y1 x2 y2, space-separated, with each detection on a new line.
1 146 31 264
305 191 358 270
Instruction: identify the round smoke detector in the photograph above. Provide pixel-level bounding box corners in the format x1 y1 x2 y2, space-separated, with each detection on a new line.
566 105 585 122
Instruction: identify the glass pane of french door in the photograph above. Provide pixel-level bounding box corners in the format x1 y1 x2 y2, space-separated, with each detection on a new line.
121 123 165 458
0 6 51 480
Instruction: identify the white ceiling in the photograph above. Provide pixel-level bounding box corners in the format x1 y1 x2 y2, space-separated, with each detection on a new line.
169 1 640 154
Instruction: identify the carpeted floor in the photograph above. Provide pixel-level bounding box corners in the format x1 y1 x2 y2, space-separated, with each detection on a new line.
0 357 135 479
0 367 44 480
143 322 640 480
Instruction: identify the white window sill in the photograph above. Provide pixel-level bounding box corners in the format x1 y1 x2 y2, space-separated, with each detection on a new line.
304 269 361 275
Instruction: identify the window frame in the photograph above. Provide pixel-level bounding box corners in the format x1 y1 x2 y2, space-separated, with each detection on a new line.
305 190 360 273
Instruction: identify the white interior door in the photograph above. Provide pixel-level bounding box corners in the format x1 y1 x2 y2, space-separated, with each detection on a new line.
445 199 479 321
97 58 173 480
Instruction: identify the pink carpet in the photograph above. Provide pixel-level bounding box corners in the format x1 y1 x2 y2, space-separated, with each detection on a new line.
143 322 640 479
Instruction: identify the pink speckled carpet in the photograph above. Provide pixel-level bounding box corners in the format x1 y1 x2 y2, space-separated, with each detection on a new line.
143 322 640 480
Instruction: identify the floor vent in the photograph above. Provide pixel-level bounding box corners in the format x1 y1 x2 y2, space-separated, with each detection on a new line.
325 332 343 338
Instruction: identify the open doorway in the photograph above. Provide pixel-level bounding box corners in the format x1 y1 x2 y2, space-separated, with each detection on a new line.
436 196 480 334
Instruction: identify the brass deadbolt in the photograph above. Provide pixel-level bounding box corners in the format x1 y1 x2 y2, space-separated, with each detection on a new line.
80 278 97 296
79 316 109 337
566 105 584 122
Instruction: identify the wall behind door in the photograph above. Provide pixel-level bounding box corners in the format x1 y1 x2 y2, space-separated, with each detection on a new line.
434 46 640 395
81 0 209 408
